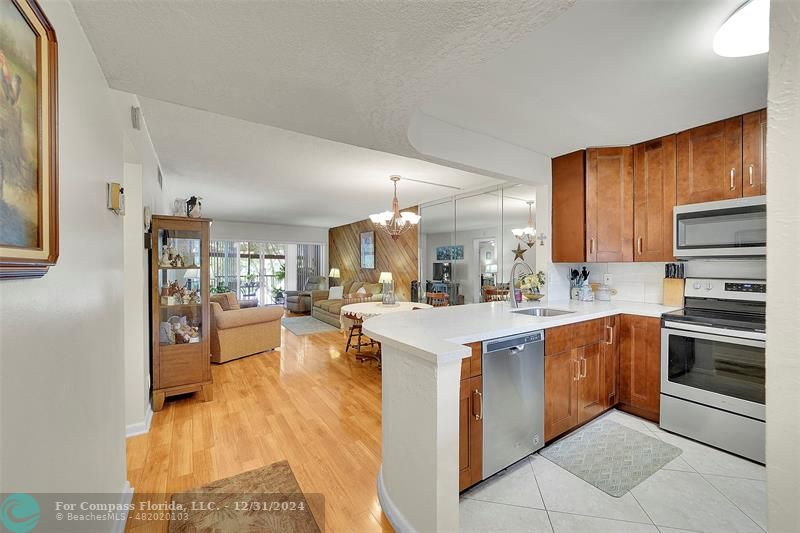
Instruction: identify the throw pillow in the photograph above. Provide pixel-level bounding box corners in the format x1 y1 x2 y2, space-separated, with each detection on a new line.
329 285 344 300
356 287 367 295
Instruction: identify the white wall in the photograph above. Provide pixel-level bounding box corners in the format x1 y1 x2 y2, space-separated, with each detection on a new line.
211 220 327 244
0 0 127 497
766 1 800 529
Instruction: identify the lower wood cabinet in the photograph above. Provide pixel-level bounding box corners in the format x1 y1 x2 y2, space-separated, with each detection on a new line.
601 315 620 409
459 342 483 491
618 314 661 422
544 319 614 441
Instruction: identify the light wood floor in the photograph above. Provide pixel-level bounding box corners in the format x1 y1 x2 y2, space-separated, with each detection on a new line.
125 317 393 532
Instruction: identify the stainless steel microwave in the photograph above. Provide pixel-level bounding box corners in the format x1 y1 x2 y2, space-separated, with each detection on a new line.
674 196 766 258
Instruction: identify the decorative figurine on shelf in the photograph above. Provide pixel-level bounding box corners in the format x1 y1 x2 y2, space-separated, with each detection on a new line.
170 254 184 268
160 245 171 267
186 196 202 218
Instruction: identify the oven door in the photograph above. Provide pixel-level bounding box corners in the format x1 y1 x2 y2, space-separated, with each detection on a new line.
673 196 766 257
661 322 765 421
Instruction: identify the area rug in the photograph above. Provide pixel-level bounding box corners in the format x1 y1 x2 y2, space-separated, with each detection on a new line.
281 316 338 336
169 460 322 532
539 418 681 497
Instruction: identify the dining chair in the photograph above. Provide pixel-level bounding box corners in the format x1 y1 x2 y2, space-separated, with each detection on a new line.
342 310 379 364
426 292 450 307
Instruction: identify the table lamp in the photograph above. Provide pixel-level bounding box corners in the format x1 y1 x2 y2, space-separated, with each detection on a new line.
329 268 340 287
379 271 395 305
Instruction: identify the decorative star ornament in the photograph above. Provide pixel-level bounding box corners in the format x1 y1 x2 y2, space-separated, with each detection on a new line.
512 244 526 261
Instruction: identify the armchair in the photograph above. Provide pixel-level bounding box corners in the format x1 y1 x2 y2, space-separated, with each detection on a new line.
284 276 326 313
210 292 283 363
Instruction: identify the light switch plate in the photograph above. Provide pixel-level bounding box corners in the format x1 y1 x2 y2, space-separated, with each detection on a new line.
603 274 613 286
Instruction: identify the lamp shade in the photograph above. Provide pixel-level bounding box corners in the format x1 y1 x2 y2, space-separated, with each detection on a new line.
378 272 393 283
329 268 340 278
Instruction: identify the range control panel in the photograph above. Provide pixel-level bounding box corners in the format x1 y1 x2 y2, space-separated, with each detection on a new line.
685 278 766 302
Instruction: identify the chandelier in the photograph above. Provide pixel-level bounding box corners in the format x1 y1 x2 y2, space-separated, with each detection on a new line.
369 175 421 240
512 201 536 248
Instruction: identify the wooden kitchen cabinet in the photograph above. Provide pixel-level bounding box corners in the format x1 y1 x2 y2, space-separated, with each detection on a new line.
676 117 743 205
633 135 676 262
552 150 587 263
459 343 483 491
544 319 607 441
742 109 767 197
586 147 634 262
601 315 620 409
618 314 661 422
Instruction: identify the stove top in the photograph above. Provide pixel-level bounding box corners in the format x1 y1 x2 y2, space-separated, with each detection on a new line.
661 277 766 334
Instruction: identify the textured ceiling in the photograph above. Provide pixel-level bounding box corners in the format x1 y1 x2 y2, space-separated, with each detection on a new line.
140 97 503 227
72 0 573 159
419 0 768 156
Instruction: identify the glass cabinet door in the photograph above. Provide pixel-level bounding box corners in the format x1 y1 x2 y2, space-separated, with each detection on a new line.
156 228 203 346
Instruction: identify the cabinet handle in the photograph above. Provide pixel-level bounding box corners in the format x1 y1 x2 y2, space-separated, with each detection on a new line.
581 357 587 378
730 168 736 190
637 237 643 255
604 324 614 345
748 164 754 186
589 238 594 254
573 360 580 381
473 389 483 420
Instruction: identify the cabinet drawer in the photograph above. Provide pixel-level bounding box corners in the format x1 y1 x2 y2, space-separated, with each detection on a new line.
573 319 605 347
545 324 573 356
159 343 205 388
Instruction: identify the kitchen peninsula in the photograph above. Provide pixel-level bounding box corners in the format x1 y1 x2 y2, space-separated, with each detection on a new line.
364 299 678 532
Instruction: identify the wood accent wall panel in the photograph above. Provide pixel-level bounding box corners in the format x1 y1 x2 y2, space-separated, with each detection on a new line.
328 207 419 301
633 135 677 262
552 150 587 263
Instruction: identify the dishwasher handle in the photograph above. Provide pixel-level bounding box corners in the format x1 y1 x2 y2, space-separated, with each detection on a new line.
509 344 526 355
483 330 544 353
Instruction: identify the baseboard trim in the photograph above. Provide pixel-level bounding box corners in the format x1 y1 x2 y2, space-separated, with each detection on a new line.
376 466 414 533
125 403 153 437
112 480 134 533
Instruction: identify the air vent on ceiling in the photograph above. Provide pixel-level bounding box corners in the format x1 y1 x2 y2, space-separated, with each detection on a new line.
131 106 141 130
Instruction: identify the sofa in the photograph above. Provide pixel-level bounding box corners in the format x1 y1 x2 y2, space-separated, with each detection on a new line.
284 276 326 313
311 280 383 327
210 292 283 363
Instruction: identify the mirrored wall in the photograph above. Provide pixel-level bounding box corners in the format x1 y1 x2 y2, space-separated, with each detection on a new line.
418 184 539 305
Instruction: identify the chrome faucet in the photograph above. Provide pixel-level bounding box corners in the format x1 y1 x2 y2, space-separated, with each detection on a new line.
509 261 534 309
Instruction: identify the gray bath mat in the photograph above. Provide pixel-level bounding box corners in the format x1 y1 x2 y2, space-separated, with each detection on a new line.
539 418 681 497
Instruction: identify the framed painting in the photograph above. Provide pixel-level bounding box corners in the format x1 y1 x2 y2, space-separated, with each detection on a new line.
360 231 375 269
435 245 464 261
0 0 58 279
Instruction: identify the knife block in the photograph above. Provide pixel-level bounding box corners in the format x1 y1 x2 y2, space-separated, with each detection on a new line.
663 278 685 307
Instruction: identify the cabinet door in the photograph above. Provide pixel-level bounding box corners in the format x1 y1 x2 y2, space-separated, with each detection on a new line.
545 349 579 441
459 376 483 491
577 343 604 424
619 315 661 422
676 117 743 204
634 136 676 262
742 109 767 197
586 147 634 262
552 150 587 263
601 315 620 409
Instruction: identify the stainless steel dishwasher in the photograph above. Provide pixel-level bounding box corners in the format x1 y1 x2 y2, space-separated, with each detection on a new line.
482 330 545 479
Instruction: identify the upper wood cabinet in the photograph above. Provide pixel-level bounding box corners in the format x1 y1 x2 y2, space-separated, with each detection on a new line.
676 117 743 205
552 150 586 263
618 314 661 422
586 147 634 262
742 109 767 197
633 135 677 262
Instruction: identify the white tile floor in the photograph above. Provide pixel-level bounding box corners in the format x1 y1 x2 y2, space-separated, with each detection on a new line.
460 409 767 533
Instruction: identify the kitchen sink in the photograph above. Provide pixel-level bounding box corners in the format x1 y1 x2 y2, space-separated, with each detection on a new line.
512 308 574 317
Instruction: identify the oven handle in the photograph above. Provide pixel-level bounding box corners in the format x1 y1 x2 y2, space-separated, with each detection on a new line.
662 322 766 344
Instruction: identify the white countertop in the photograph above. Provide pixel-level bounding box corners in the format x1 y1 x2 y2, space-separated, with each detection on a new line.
363 299 680 364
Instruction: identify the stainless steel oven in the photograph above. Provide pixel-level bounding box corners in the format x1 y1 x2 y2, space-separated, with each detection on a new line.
673 196 766 257
660 278 766 463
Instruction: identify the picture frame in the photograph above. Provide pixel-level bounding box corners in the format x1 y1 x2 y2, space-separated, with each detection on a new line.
360 231 375 269
0 0 58 280
436 245 464 261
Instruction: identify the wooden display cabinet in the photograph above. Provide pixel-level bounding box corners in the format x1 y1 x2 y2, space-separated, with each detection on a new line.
149 215 212 411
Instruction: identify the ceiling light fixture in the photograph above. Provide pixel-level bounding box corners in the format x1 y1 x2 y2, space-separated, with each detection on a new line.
511 201 536 248
369 175 421 240
713 0 769 57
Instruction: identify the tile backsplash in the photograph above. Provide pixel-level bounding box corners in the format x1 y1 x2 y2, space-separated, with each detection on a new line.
549 259 766 304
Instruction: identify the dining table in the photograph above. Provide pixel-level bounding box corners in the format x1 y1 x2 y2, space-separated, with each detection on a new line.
339 301 433 331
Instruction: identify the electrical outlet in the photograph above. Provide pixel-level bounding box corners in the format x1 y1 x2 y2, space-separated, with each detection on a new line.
603 274 613 286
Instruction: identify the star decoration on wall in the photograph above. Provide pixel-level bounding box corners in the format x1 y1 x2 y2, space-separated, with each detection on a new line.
512 244 526 261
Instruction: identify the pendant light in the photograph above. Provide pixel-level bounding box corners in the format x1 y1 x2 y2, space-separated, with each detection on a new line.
511 201 536 248
369 176 421 240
